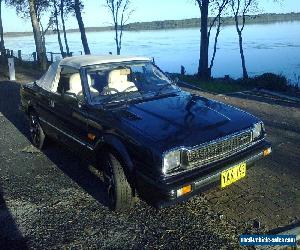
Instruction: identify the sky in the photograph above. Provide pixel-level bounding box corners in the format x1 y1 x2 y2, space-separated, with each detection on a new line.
2 0 300 32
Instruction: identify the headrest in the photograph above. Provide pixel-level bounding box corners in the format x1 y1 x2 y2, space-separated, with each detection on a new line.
69 73 81 86
109 69 130 81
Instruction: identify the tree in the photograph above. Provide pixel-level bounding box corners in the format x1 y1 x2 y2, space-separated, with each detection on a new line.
53 0 64 56
196 0 209 79
28 0 48 70
73 0 90 54
208 0 229 72
60 0 70 56
195 0 228 79
105 0 134 55
230 0 258 79
6 0 49 69
34 1 54 58
0 0 5 52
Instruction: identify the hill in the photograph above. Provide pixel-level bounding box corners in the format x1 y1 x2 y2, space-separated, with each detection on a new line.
4 12 300 37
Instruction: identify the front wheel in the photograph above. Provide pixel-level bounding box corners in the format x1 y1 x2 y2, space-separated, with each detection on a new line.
29 112 46 150
103 153 135 212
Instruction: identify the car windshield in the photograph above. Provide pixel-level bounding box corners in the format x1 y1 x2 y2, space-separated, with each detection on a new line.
85 61 178 104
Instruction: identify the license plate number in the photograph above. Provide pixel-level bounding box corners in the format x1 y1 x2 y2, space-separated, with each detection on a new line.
221 162 246 188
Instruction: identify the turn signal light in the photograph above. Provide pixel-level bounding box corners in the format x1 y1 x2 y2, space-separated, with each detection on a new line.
88 133 96 141
177 185 192 197
263 148 272 156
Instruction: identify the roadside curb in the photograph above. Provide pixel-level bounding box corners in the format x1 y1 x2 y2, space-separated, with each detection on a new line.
259 89 300 103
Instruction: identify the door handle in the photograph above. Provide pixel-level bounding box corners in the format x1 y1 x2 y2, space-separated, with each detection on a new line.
49 100 55 108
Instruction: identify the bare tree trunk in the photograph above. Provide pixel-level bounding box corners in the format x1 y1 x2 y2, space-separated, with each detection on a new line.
106 0 132 56
28 0 47 70
232 0 251 79
118 25 124 55
53 0 64 57
234 10 249 79
114 23 120 55
209 16 221 70
198 0 210 80
0 0 5 52
74 0 90 55
237 30 248 79
60 0 70 56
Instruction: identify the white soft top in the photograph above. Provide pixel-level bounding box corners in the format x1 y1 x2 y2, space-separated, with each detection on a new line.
60 55 150 69
36 55 150 92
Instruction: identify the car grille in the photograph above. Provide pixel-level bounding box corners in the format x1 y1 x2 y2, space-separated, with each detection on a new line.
186 131 252 166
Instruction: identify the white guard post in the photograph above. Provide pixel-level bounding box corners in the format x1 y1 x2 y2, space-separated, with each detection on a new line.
8 57 16 81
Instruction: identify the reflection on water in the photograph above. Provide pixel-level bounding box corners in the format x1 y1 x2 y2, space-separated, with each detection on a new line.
5 21 300 85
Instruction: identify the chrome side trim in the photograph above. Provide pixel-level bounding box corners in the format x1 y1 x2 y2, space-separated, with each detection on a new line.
39 118 93 151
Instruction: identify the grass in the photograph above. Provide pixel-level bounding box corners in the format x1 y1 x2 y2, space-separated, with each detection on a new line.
176 75 254 94
174 73 293 94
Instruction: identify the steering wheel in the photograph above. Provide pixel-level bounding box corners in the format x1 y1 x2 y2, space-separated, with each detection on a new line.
103 87 120 95
123 86 137 92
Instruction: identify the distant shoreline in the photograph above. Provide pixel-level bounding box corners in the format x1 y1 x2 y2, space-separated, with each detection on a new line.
4 12 300 38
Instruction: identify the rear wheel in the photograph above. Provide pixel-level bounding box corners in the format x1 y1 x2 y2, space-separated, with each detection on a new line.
29 112 46 150
103 153 135 212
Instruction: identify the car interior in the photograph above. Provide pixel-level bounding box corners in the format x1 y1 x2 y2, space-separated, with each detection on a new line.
87 67 139 97
57 66 143 102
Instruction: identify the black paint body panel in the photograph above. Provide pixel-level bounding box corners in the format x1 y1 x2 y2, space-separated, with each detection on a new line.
20 81 270 207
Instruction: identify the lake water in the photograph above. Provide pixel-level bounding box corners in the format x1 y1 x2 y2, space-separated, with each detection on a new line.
4 21 300 85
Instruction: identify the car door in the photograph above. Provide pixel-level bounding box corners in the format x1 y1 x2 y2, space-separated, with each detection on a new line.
33 86 64 140
49 66 92 155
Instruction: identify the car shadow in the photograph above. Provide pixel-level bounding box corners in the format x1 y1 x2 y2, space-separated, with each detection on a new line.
0 81 109 209
44 143 109 207
0 185 28 249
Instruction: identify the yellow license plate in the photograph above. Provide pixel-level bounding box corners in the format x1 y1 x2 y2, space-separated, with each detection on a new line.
221 162 246 188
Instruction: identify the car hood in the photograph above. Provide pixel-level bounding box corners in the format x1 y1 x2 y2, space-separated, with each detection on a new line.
118 91 259 151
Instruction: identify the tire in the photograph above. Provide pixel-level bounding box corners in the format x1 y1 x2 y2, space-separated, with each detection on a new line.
103 153 135 212
29 111 46 150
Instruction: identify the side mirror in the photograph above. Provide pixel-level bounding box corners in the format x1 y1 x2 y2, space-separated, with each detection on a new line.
174 77 179 85
165 72 179 85
64 91 84 108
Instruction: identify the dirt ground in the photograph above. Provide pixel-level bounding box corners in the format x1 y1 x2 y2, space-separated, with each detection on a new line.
0 79 299 249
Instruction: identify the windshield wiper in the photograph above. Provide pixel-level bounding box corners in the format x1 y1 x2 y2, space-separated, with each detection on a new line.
103 91 144 107
155 84 173 96
103 92 128 104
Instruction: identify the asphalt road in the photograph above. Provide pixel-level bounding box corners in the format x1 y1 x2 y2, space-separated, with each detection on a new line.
0 81 299 249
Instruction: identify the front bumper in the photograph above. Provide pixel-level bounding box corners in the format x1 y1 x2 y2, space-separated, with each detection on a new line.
136 140 272 208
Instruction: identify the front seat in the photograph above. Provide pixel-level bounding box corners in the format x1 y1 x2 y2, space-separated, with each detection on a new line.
68 73 82 96
107 69 137 94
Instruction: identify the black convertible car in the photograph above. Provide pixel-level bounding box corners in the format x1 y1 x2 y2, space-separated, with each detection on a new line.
20 55 272 212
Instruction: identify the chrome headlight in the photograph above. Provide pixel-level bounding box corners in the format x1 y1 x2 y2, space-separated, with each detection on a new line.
252 122 264 140
162 150 181 175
